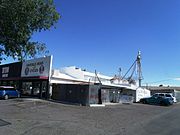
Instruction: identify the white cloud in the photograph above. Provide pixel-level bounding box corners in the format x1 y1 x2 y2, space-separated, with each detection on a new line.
173 78 180 81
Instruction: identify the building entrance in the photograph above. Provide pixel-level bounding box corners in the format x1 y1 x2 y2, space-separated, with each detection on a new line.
22 82 32 95
21 81 47 98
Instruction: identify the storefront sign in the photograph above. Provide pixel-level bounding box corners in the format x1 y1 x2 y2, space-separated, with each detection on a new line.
21 56 52 78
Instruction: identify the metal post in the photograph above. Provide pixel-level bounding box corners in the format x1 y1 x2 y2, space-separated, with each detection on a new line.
137 51 142 87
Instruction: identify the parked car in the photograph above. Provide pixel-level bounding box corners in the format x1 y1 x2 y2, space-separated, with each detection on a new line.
0 86 20 100
140 93 174 106
153 93 177 103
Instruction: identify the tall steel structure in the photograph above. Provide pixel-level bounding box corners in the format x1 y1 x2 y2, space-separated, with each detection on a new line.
122 51 143 87
137 51 143 87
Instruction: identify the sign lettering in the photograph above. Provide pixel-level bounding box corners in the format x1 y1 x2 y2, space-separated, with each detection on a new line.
2 67 9 78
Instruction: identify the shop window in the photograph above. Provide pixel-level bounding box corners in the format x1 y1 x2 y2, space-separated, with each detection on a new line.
22 82 33 95
9 81 14 86
2 81 7 86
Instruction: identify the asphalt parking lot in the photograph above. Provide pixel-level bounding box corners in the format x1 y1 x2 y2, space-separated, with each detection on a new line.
0 99 180 135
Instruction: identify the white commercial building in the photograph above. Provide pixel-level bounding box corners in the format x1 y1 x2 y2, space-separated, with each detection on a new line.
50 66 150 103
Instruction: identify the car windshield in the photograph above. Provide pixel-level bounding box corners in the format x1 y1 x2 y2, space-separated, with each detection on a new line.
153 94 158 97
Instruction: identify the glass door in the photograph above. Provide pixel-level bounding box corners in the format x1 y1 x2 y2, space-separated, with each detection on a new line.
41 81 47 98
22 82 33 95
32 82 41 96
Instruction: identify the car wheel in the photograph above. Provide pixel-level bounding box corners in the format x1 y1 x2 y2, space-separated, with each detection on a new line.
160 101 166 106
4 95 9 100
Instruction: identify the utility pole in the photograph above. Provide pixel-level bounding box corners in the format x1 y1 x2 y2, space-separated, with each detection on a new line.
118 67 122 79
137 51 143 87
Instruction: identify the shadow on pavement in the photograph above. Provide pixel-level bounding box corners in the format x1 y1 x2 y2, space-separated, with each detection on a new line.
0 119 11 127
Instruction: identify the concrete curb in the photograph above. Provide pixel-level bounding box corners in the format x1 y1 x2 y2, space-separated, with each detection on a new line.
89 104 105 107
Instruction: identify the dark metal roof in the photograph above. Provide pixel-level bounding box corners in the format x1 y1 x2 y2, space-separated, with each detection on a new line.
144 86 180 91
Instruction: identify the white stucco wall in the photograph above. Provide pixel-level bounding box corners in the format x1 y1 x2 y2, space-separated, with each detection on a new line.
136 88 150 102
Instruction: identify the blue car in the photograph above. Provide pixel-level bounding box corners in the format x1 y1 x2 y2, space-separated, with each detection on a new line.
0 86 20 100
140 93 173 106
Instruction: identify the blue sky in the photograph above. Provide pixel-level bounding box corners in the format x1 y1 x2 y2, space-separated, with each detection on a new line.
5 0 180 86
35 0 180 86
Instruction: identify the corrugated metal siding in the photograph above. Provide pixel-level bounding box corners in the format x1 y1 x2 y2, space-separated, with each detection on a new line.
52 84 89 105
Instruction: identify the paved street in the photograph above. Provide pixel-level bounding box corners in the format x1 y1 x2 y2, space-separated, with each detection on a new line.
0 99 180 135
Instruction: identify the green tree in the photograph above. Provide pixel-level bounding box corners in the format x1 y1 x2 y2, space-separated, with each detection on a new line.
0 0 60 61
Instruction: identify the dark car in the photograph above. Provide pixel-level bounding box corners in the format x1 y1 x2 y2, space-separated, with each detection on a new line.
0 86 20 100
140 93 173 106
